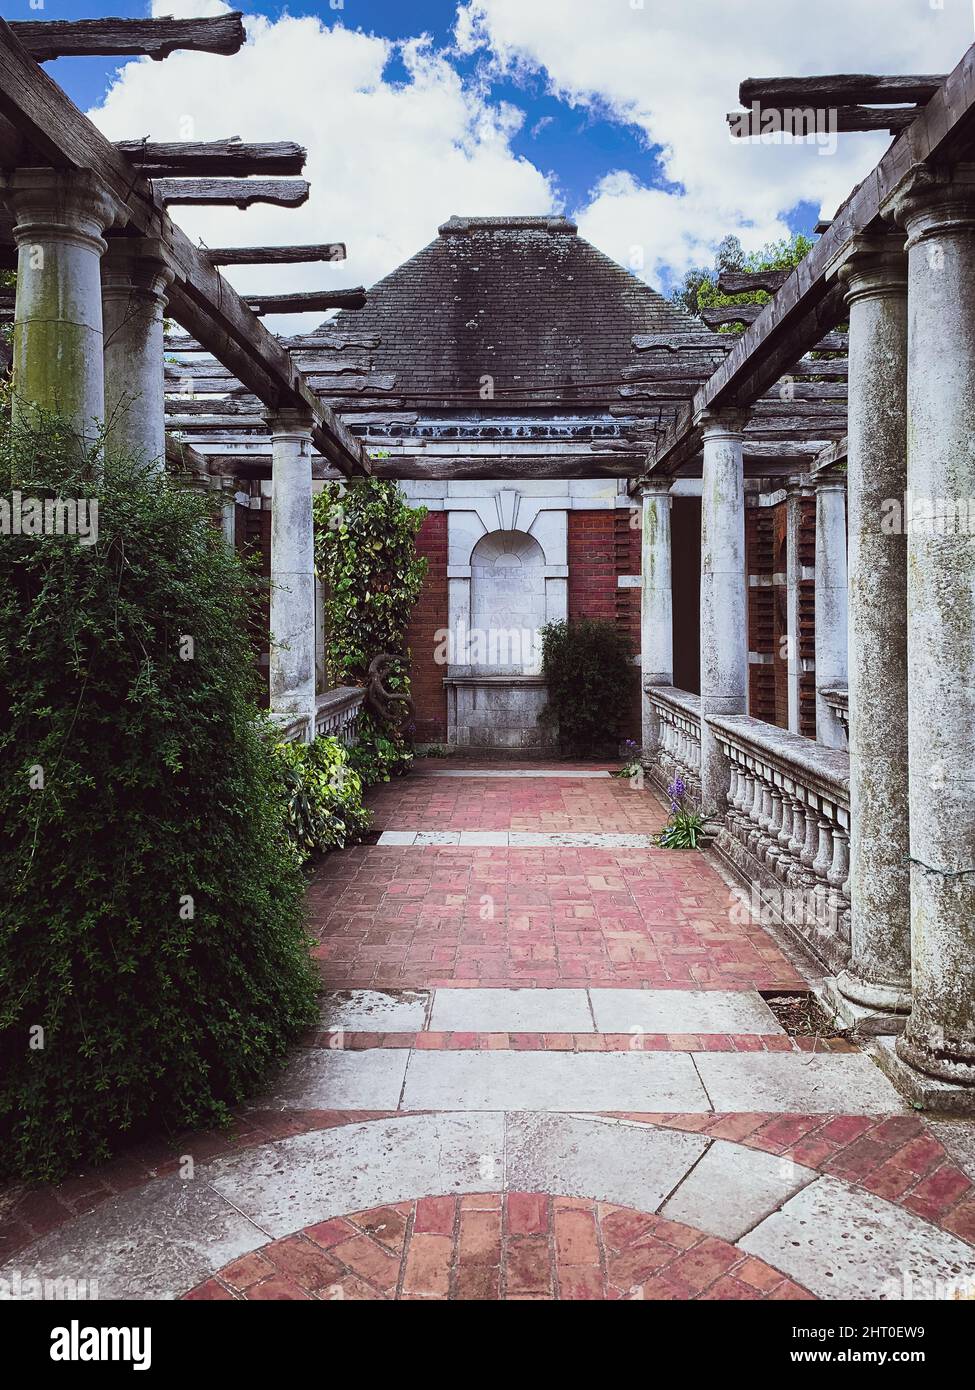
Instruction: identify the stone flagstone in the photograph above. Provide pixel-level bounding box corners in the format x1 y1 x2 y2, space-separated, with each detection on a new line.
660 1138 816 1241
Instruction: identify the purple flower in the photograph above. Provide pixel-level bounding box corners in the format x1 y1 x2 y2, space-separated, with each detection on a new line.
667 774 686 811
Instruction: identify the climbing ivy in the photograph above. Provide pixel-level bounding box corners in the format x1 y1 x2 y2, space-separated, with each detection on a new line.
312 480 427 782
313 479 427 684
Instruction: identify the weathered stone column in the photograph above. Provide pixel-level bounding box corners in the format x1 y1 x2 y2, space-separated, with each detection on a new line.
267 410 317 733
814 469 849 748
1 168 124 448
891 167 975 1084
697 408 749 824
784 482 805 734
640 477 673 756
834 234 912 1025
101 237 174 468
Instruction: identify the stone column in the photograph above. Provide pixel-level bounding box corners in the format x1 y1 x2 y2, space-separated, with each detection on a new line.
814 470 849 748
891 167 975 1084
1 168 124 448
834 234 912 1025
697 408 749 825
267 410 317 732
640 477 674 756
101 237 174 468
784 483 804 734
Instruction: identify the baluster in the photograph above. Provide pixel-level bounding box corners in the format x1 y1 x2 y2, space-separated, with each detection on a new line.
765 786 784 871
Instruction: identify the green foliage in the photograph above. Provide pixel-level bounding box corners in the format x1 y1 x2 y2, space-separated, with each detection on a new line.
673 232 814 326
313 478 427 783
657 810 704 850
274 735 371 861
348 711 414 786
313 478 427 686
0 412 318 1182
539 618 635 755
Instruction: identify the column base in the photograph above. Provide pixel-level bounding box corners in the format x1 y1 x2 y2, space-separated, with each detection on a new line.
824 975 908 1037
895 1030 975 1088
872 1038 975 1114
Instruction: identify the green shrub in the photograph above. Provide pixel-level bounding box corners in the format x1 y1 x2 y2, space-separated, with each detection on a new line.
275 734 371 860
348 711 414 787
0 413 318 1182
539 618 636 755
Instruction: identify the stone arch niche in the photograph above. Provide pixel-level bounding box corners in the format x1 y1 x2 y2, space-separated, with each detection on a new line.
470 529 546 675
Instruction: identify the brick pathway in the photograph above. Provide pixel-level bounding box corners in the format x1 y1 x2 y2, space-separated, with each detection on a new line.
184 1193 815 1301
5 760 975 1303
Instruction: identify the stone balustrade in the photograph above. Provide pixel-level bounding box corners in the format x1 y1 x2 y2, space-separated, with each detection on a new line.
709 714 851 973
644 685 702 809
315 686 366 745
643 690 853 972
818 684 849 748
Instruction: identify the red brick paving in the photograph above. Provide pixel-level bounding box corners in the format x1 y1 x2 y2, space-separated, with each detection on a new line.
366 769 667 834
183 1193 816 1301
307 846 805 990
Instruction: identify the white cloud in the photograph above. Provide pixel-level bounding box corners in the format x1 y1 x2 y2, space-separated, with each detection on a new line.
93 9 558 329
456 0 975 285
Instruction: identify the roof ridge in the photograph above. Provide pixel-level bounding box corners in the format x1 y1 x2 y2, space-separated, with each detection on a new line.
439 214 577 235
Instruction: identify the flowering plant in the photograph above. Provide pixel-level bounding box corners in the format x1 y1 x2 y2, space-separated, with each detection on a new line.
656 774 704 850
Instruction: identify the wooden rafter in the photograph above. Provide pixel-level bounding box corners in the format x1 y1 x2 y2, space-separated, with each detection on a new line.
728 107 917 135
738 74 945 107
206 243 346 265
0 19 368 476
152 178 310 208
9 14 246 62
244 288 367 314
116 140 306 178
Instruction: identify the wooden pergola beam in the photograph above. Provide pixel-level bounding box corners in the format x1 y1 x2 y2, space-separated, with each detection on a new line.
245 288 367 314
9 14 246 62
206 243 346 265
728 107 917 135
116 139 306 178
648 42 975 478
717 268 790 295
0 18 368 477
153 178 310 208
739 74 945 107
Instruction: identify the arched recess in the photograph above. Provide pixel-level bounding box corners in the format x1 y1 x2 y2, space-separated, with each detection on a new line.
469 529 546 674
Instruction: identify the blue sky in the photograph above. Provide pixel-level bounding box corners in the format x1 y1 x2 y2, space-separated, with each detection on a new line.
20 0 974 301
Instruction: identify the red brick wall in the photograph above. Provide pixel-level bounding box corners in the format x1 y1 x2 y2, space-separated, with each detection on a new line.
568 509 641 740
405 511 448 742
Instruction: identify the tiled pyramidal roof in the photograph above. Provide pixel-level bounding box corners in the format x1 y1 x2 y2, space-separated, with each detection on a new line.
327 215 711 415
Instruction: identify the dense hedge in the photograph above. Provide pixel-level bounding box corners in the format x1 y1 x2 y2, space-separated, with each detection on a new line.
0 415 318 1182
275 734 371 860
539 618 635 755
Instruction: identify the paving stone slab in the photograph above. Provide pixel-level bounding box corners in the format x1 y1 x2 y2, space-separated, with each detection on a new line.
589 988 784 1036
261 1048 409 1110
694 1051 906 1114
418 770 612 778
0 1176 265 1302
319 989 429 1033
508 831 655 848
401 1049 710 1112
429 987 593 1033
375 830 417 846
505 1113 708 1211
205 1113 505 1238
740 1174 975 1300
660 1139 816 1241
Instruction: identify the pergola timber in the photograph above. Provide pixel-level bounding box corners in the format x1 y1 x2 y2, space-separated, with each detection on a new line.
646 40 975 480
152 178 310 208
738 74 946 107
0 18 369 478
244 288 368 314
115 140 306 178
205 243 346 265
717 268 790 294
728 107 918 135
9 13 245 62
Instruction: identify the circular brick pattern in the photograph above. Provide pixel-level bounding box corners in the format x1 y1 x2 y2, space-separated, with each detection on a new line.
184 1192 816 1301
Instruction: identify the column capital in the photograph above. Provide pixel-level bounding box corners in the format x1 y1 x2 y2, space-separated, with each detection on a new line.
638 475 672 497
101 236 175 302
836 232 907 305
881 161 975 245
0 167 127 256
264 407 316 440
812 465 847 493
693 405 749 438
